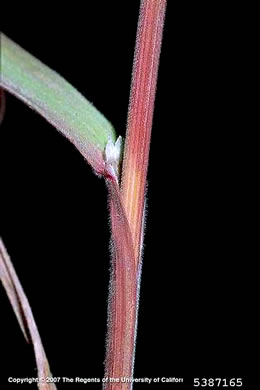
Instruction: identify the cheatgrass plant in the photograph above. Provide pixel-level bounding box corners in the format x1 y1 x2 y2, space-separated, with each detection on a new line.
0 1 167 389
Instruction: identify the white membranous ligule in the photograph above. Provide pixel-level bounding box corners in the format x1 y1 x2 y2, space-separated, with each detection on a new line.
105 136 122 181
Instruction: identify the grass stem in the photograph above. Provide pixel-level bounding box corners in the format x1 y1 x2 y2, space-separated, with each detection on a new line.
104 1 167 388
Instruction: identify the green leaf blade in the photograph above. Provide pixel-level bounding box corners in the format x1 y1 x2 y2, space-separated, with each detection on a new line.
0 33 116 173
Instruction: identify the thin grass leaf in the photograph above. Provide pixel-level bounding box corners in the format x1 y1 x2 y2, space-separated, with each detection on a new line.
0 239 29 342
0 88 5 125
0 33 116 174
104 1 167 388
0 238 56 390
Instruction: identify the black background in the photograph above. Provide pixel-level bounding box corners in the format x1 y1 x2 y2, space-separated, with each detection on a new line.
0 1 254 389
